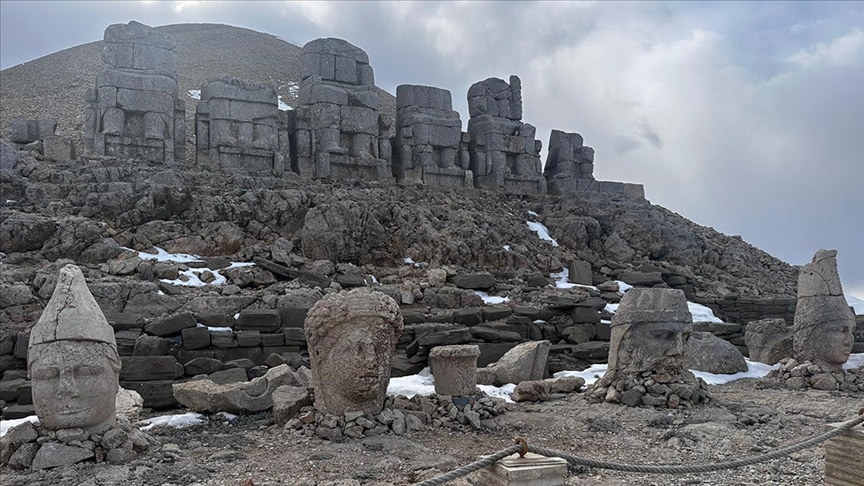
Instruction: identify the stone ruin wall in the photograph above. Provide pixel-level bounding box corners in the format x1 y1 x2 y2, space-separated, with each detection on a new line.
4 21 645 199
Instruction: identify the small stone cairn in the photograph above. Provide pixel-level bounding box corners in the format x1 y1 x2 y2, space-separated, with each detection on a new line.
587 288 710 407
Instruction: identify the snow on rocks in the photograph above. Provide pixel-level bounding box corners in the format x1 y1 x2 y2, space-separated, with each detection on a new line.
138 412 206 431
527 221 559 247
474 291 509 305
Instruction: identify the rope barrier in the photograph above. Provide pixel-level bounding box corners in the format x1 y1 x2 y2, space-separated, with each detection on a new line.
413 410 864 486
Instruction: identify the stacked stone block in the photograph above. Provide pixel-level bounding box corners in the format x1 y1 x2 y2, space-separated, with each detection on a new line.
544 129 644 198
466 75 545 195
393 85 472 188
195 77 290 174
84 21 185 164
293 38 392 182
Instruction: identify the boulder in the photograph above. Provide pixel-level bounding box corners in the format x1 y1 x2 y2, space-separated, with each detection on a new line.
478 340 550 386
511 380 550 402
115 387 144 422
144 312 196 337
31 443 94 471
685 332 747 374
448 273 495 290
745 318 793 365
173 364 302 413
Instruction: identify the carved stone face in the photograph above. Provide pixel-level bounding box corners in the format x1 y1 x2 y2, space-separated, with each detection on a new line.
318 327 393 404
29 341 120 433
305 288 402 415
809 322 855 369
615 322 689 371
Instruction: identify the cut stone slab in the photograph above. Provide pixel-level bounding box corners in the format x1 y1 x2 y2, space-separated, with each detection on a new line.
207 367 249 385
236 309 281 332
181 326 211 350
144 312 196 337
685 332 747 374
184 357 225 375
31 442 94 470
173 364 301 413
478 452 567 485
448 273 495 290
120 356 183 381
120 380 177 409
479 340 550 386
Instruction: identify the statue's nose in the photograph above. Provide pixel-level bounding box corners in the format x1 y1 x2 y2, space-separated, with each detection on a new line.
57 369 80 397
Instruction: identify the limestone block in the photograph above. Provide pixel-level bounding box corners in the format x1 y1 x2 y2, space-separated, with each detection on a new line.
480 340 550 386
340 106 378 135
173 364 301 413
334 56 358 83
684 332 747 374
429 345 481 396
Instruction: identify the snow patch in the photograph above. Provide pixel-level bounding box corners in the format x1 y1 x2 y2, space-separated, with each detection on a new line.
527 210 539 217
844 352 864 370
188 89 201 100
278 96 292 111
403 257 423 268
526 221 559 247
503 245 511 252
475 291 510 305
197 323 232 332
216 412 238 421
388 368 516 402
0 416 39 438
691 360 779 385
556 359 780 388
688 302 723 323
132 246 200 263
604 303 619 314
615 281 633 292
138 412 206 431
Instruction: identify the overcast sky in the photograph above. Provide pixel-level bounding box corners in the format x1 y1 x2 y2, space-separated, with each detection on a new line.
2 1 863 298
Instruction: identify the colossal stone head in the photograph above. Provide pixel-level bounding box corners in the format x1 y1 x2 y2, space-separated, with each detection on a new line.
793 249 855 370
304 288 402 415
608 288 692 373
28 265 120 433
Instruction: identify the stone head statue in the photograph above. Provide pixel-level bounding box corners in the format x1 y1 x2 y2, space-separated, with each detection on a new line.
304 288 402 415
608 288 692 373
793 249 855 370
28 265 120 433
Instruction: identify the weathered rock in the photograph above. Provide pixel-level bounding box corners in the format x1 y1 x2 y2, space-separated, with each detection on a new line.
27 265 120 433
132 335 170 356
207 367 249 385
428 345 480 397
181 326 211 350
184 357 225 375
745 318 793 365
305 289 402 415
478 341 550 386
793 250 855 370
7 443 39 469
511 380 550 402
448 273 495 290
144 312 196 337
30 442 94 471
685 332 747 374
120 356 182 381
115 386 144 422
173 364 301 413
272 385 312 426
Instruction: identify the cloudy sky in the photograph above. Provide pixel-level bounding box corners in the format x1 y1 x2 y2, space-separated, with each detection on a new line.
2 1 863 297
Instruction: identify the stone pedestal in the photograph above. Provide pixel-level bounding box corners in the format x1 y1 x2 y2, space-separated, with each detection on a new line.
824 422 864 486
429 345 480 397
478 452 566 486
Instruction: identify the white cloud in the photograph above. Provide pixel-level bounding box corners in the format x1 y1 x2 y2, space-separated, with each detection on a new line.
786 29 864 67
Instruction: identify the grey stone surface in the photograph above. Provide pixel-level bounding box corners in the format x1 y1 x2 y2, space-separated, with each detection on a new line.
568 260 593 286
132 335 170 356
173 364 300 413
393 84 471 187
184 357 225 375
195 76 289 174
0 139 20 169
429 345 480 397
544 129 594 195
181 326 211 350
466 75 545 195
684 331 747 374
30 442 94 471
43 136 76 162
9 119 56 143
448 273 495 290
305 288 402 415
144 312 196 337
478 340 550 386
272 385 312 426
793 249 856 370
745 318 793 365
84 21 185 163
27 265 120 433
236 309 281 332
295 38 391 183
120 356 182 381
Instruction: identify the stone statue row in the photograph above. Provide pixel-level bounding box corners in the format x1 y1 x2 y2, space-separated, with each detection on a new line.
82 21 642 197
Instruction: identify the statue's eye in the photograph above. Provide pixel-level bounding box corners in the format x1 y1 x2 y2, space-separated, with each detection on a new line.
74 365 103 376
33 367 59 380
